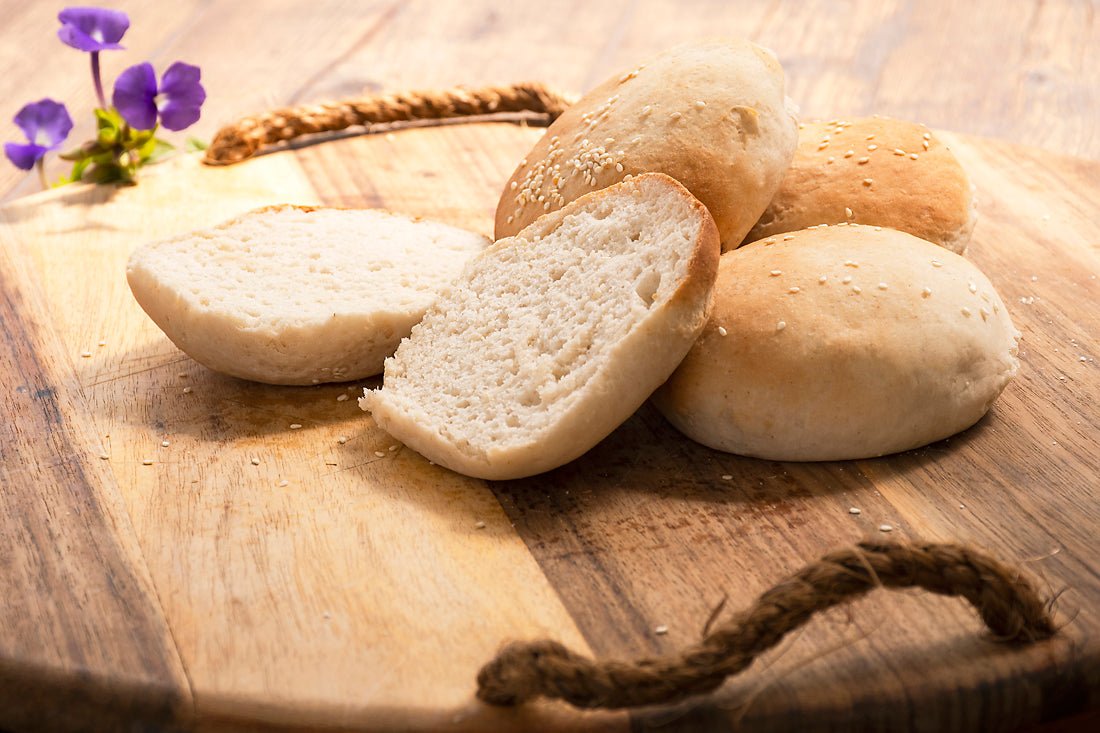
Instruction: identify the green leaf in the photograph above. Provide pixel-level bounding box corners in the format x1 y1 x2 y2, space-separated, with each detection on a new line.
185 137 209 152
140 137 176 165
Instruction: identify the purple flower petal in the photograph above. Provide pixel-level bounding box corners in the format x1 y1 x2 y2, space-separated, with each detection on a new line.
157 62 206 131
4 142 50 170
58 6 129 51
12 99 73 149
113 62 158 130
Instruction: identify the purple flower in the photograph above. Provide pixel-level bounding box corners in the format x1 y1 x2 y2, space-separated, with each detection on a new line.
113 62 206 131
57 6 129 52
4 99 73 170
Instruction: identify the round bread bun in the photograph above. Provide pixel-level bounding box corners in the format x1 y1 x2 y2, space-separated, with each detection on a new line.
653 224 1020 461
494 39 798 251
743 117 975 253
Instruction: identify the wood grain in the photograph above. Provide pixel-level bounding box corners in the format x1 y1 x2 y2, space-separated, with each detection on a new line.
3 0 1098 203
0 121 1096 731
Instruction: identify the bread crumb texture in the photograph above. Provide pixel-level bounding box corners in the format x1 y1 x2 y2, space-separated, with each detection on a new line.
126 205 487 384
364 174 718 479
654 224 1019 461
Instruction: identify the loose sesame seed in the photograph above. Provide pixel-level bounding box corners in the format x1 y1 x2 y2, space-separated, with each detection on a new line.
845 260 859 267
337 436 348 444
98 340 106 347
866 134 875 140
142 459 154 466
279 480 289 487
845 207 854 218
968 282 978 293
641 105 652 115
670 111 682 120
878 282 888 290
842 275 853 284
922 287 933 298
717 326 728 336
290 423 302 430
931 259 943 267
783 235 795 241
776 321 787 331
961 307 972 317
510 181 517 190
336 394 348 402
182 386 193 394
161 440 170 447
867 144 878 151
852 285 862 294
909 153 919 160
475 520 486 529
922 140 930 150
99 453 109 460
694 100 706 109
849 507 861 515
721 474 733 480
879 524 894 532
80 351 92 358
1080 356 1088 362
374 451 386 458
857 157 869 164
770 269 783 276
819 275 828 283
980 307 990 321
251 457 260 465
615 163 624 172
789 286 801 294
844 150 854 158
923 132 931 140
893 148 905 156
827 156 835 164
817 142 829 151
655 625 669 635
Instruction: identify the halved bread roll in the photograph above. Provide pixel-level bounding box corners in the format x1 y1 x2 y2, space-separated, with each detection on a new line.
127 205 487 385
362 173 720 480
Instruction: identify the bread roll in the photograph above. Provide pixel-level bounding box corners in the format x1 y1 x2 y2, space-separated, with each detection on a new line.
494 40 798 251
362 174 719 480
127 205 487 385
654 224 1019 461
744 117 975 252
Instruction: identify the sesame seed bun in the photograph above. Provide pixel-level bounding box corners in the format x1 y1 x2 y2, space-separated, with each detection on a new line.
493 39 799 251
744 117 976 253
653 224 1020 461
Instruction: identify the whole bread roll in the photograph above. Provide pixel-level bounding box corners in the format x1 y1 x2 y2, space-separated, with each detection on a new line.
494 39 798 251
653 224 1019 461
744 117 975 253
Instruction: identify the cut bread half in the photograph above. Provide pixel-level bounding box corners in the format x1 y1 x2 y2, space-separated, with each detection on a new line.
360 173 720 480
126 205 488 385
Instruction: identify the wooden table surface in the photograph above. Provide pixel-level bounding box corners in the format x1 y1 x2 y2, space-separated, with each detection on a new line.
2 2 1099 732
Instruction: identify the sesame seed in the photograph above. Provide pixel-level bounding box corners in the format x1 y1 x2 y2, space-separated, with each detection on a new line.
863 178 873 186
509 181 517 190
616 163 624 173
279 480 289 487
844 260 859 267
1031 275 1039 281
776 321 787 331
867 144 878 151
878 282 889 290
827 156 835 164
475 520 486 529
931 259 943 267
817 142 830 151
1080 356 1088 362
717 326 728 336
961 307 972 317
182 386 193 394
670 111 682 120
923 132 931 140
893 148 905 156
849 507 861 515
721 474 733 480
654 625 669 635
99 453 110 460
842 275 853 284
857 157 869 164
290 423 302 430
251 457 260 465
80 351 92 358
694 100 706 109
336 394 348 402
161 440 170 448
879 524 894 532
866 134 876 140
845 207 854 218
968 282 978 293
980 307 990 321
844 150 854 158
142 459 154 466
641 105 652 116
852 285 862 294
819 275 828 283
922 287 933 298
788 286 801 294
770 269 783 276
783 235 795 241
909 153 919 160
337 436 348 444
922 140 930 150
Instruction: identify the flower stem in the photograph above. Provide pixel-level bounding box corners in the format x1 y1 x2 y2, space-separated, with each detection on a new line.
36 158 47 189
91 51 106 108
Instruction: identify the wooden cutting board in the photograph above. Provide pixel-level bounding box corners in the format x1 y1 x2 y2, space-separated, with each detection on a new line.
0 122 1097 732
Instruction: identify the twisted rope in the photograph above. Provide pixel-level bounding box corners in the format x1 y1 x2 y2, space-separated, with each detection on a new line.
203 82 577 166
477 541 1056 709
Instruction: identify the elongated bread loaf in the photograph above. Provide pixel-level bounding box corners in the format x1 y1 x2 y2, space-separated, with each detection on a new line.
744 117 975 252
362 173 720 480
654 224 1020 461
494 40 799 251
127 205 487 385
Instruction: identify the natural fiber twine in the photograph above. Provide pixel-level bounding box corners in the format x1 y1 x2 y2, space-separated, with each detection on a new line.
476 541 1056 709
203 83 576 165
